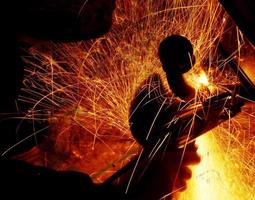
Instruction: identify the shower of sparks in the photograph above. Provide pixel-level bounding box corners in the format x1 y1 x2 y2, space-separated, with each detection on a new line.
17 0 254 199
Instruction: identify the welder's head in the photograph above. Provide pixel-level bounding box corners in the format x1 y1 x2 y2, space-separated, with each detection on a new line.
158 35 195 75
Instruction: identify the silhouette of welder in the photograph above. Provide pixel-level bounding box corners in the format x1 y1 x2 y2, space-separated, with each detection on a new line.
126 35 200 199
126 34 243 199
130 35 196 148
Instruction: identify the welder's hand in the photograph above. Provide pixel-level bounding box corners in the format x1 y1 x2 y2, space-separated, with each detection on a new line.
167 143 201 193
120 142 201 200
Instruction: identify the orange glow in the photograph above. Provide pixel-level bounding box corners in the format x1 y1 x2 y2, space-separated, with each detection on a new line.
185 69 211 90
179 102 255 199
179 122 255 200
198 71 209 87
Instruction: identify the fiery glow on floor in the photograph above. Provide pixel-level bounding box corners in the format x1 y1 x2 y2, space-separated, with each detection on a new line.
179 105 255 200
18 0 255 199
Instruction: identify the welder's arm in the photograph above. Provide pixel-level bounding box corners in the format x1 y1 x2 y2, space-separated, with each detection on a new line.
174 92 244 147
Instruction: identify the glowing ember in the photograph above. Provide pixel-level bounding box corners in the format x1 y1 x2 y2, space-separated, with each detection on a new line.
198 71 209 87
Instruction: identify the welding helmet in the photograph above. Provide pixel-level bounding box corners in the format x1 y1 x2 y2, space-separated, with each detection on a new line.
159 35 195 74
